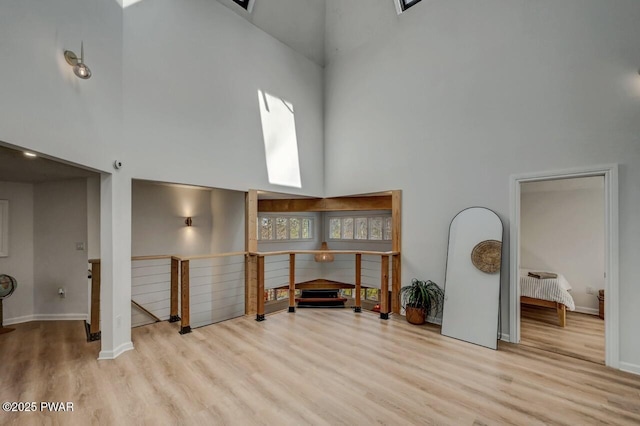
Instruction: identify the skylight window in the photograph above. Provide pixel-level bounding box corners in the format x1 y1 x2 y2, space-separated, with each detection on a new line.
232 0 255 13
394 0 422 14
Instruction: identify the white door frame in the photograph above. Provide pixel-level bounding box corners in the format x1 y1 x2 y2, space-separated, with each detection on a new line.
509 164 619 368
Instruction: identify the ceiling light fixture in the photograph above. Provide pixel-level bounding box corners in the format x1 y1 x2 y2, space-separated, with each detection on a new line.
24 152 37 158
64 42 92 80
314 241 335 263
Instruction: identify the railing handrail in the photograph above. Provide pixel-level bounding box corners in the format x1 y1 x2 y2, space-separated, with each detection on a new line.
249 250 400 257
174 251 247 261
89 249 400 264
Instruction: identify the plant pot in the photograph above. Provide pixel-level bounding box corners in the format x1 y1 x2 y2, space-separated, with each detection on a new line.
405 306 425 325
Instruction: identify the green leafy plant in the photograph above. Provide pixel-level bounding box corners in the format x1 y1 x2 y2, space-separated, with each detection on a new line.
399 279 444 324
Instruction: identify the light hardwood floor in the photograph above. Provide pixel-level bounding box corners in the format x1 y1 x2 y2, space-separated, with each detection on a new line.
1 310 639 425
521 304 605 364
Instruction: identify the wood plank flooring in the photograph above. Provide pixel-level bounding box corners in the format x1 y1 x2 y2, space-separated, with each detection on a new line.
521 304 605 364
1 310 638 425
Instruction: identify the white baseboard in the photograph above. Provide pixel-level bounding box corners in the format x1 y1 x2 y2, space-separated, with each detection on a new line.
98 341 134 360
575 306 599 316
620 362 640 376
4 313 88 325
500 333 510 342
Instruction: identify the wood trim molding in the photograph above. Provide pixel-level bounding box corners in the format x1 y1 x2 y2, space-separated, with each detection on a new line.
258 196 392 212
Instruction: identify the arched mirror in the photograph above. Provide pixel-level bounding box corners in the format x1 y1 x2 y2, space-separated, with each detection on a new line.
441 207 503 350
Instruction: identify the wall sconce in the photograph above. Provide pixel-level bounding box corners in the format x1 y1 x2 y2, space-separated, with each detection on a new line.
185 217 193 227
64 42 92 79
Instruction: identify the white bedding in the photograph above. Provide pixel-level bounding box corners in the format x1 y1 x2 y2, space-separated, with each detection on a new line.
519 269 575 311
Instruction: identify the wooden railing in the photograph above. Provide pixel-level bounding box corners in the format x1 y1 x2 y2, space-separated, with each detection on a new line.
88 249 400 339
249 250 401 322
87 255 181 341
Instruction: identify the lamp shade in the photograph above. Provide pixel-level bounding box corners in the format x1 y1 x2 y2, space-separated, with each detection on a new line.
314 241 334 263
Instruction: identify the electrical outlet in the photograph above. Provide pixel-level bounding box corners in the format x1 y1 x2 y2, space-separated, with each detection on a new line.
76 242 85 251
586 287 594 295
58 288 65 298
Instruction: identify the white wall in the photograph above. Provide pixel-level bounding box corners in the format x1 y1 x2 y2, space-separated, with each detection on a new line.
210 188 246 253
132 181 213 257
0 182 34 323
123 0 325 196
324 0 640 367
34 179 88 317
87 176 101 260
521 178 604 313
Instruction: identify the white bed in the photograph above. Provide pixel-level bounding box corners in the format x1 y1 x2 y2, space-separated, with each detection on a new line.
520 269 575 327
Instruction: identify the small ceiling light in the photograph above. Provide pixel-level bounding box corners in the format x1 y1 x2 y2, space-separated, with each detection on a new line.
185 217 193 227
24 152 37 158
314 241 334 263
64 42 92 80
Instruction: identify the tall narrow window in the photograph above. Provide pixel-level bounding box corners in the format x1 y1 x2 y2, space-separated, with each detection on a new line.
355 218 368 240
330 218 341 239
290 218 300 239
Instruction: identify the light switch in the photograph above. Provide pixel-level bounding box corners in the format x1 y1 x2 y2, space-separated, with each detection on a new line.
76 242 85 251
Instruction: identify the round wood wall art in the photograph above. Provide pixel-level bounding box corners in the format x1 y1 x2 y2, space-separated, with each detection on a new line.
471 240 502 274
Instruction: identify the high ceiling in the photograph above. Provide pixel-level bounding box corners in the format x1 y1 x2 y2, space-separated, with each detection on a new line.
0 145 98 184
216 0 326 66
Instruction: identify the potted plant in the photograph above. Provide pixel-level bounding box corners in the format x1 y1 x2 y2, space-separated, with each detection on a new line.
399 279 444 325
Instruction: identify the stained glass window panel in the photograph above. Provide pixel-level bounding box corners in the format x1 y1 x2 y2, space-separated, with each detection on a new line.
276 289 288 300
342 218 354 239
290 218 300 239
260 218 273 240
302 218 312 239
384 217 392 240
330 218 341 239
355 218 368 240
370 217 383 240
276 218 288 240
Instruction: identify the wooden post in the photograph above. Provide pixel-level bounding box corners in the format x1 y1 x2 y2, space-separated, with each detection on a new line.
289 253 296 313
180 260 191 334
256 256 265 321
169 257 180 322
88 260 101 341
392 254 401 314
392 190 402 315
245 190 258 315
380 255 389 320
354 253 362 313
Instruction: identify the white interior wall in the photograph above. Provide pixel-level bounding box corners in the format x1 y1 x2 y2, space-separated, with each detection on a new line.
210 188 246 254
132 181 213 257
0 182 34 323
123 0 325 196
324 0 640 368
33 179 88 318
521 178 604 313
87 176 101 260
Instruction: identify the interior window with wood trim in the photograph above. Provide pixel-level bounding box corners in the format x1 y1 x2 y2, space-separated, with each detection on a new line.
258 215 314 241
329 215 392 241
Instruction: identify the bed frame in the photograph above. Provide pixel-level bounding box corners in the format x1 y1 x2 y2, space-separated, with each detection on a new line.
520 296 567 327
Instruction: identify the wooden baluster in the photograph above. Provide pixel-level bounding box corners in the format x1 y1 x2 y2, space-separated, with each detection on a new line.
88 260 101 341
289 253 296 313
354 254 362 313
380 255 390 320
256 256 265 321
180 260 191 334
170 257 180 322
392 254 401 314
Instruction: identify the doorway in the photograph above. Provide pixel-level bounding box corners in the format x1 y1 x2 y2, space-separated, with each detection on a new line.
509 165 619 368
518 176 605 363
